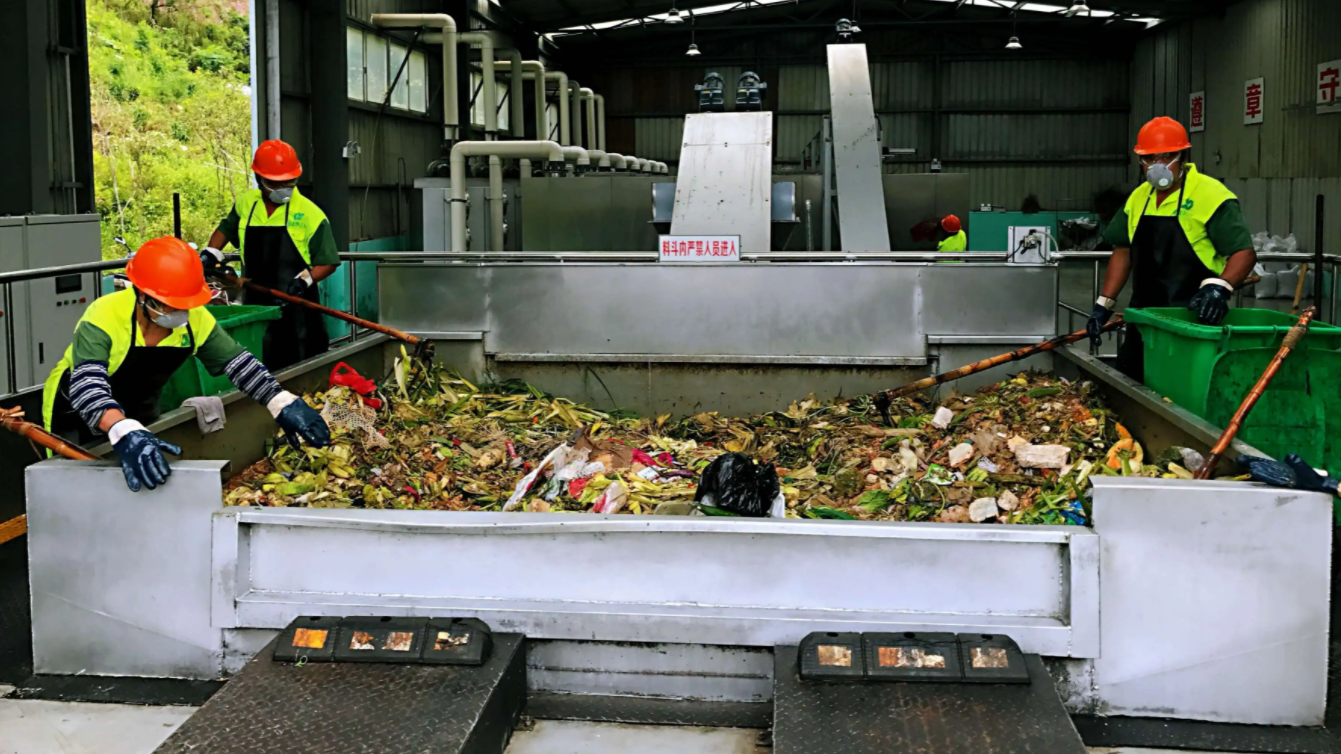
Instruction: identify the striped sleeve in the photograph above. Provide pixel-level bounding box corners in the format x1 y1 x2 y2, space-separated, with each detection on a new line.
222 350 283 407
69 360 122 432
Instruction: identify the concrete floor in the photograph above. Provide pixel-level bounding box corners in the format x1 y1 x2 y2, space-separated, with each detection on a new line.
0 685 1244 754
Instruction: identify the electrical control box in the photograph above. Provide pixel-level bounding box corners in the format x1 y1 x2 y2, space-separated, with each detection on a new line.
0 214 101 394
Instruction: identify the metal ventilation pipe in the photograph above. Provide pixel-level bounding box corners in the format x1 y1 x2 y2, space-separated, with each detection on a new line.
580 87 597 152
594 94 606 151
370 13 458 142
585 149 609 170
495 60 548 141
568 81 584 147
450 141 563 252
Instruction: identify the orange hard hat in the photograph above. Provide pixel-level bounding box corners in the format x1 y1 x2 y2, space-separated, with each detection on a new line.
251 139 303 182
1134 116 1191 156
126 237 212 310
941 214 961 234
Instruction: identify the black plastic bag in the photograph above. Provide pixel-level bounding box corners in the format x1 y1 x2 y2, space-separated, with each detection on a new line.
695 452 780 517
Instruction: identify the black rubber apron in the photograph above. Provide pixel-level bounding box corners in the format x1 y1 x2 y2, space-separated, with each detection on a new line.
50 304 195 446
1117 180 1217 381
241 201 328 370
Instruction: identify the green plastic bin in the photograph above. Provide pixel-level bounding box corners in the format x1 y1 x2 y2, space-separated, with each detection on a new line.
158 305 282 412
1126 307 1341 481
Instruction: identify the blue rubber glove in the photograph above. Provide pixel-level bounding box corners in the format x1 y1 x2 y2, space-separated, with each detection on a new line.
1086 304 1113 349
109 419 181 492
271 392 331 449
1239 453 1339 494
1188 280 1232 325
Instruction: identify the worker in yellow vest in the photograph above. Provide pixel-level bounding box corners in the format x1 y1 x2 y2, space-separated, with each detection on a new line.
937 215 966 261
201 140 341 370
43 237 330 492
1087 117 1255 380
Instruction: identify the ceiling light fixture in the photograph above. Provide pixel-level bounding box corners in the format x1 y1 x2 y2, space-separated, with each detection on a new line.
1065 0 1090 17
666 6 684 24
686 42 701 55
1005 35 1022 50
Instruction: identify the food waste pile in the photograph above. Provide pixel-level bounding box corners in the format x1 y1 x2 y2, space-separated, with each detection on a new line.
225 357 1206 525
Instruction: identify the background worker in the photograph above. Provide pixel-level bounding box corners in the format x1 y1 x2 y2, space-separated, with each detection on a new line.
201 139 341 370
1087 116 1255 380
937 215 966 261
43 237 331 492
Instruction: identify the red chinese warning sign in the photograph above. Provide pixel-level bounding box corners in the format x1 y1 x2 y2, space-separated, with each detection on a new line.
1189 91 1205 133
1318 61 1341 115
1243 78 1264 125
658 235 741 263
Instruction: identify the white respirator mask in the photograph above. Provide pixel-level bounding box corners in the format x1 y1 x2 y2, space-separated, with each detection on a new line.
1145 158 1180 191
143 299 188 329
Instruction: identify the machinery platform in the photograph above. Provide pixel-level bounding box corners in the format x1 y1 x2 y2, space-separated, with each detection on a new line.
153 633 526 754
771 644 1087 754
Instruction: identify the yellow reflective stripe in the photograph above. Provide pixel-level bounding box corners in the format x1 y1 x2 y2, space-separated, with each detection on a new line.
1124 165 1233 275
236 188 326 267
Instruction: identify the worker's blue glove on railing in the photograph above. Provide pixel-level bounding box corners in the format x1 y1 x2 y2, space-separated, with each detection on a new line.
109 419 181 492
1238 453 1339 495
1086 304 1113 349
200 247 226 275
269 391 331 449
1188 279 1232 325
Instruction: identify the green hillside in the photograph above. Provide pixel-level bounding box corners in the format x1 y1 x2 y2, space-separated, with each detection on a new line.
89 0 252 258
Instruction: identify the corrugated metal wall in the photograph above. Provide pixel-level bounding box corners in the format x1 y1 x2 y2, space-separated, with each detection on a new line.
606 56 1132 211
1132 0 1341 253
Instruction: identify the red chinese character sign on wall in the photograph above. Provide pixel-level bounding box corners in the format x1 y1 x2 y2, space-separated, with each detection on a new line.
1243 78 1264 125
1189 91 1206 133
1318 61 1341 115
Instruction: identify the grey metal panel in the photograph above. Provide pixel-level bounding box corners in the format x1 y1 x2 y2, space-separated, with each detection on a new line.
527 641 773 703
670 112 773 253
28 460 230 679
921 263 1057 337
882 173 970 250
521 175 660 252
1091 476 1332 726
826 45 890 252
24 215 100 388
771 182 797 223
651 182 675 224
221 507 1096 657
380 262 924 357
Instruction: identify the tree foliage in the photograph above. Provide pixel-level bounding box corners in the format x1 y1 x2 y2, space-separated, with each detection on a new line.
90 0 252 259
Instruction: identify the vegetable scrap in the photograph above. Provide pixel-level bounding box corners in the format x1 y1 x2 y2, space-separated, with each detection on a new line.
224 355 1207 526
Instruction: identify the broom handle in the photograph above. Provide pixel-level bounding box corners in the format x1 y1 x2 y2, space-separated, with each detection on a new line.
1197 307 1315 479
878 316 1125 401
0 408 98 460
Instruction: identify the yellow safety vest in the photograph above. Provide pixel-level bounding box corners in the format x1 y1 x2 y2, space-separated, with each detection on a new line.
938 230 967 252
42 287 218 431
1123 163 1236 275
234 187 327 266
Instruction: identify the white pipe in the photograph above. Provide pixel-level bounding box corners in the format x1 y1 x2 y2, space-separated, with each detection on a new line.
605 152 628 171
580 87 596 152
508 50 523 138
624 155 640 173
496 60 547 143
568 81 583 148
458 32 496 139
489 155 504 251
372 14 458 142
639 158 652 173
585 149 609 170
451 141 562 252
594 94 606 151
265 0 280 139
657 162 669 174
560 146 590 168
545 72 569 145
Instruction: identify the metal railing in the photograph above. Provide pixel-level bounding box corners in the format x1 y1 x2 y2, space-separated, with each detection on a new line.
1051 250 1341 335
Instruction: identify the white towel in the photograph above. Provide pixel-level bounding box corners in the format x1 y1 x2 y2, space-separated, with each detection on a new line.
182 395 226 435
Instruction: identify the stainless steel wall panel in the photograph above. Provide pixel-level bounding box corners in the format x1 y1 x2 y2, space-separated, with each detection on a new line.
380 262 925 357
921 264 1057 337
671 112 774 252
827 44 891 251
1092 476 1333 725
